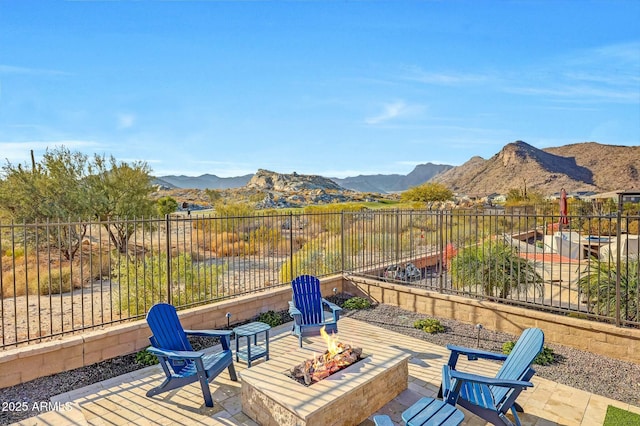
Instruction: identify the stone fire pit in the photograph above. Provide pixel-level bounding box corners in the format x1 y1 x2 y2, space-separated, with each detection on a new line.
240 344 409 426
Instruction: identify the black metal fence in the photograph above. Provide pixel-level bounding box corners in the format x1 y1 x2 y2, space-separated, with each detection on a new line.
1 209 638 349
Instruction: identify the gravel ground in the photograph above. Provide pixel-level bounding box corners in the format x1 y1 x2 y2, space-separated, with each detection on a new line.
1 301 639 425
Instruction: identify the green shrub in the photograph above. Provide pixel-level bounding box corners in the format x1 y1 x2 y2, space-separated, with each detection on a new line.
342 297 372 310
135 349 158 366
115 251 225 316
256 310 285 327
278 235 349 282
502 341 556 365
451 240 543 299
413 318 445 334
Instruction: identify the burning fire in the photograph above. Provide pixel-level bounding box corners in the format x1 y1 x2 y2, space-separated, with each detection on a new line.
290 326 364 386
319 326 341 357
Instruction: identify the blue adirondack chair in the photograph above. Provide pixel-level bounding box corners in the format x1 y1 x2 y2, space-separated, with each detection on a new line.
289 275 342 347
441 327 544 426
145 303 237 407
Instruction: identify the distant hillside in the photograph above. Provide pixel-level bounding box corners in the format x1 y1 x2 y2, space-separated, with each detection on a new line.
543 142 639 191
247 169 347 192
158 163 453 193
152 169 385 209
430 141 639 195
155 142 639 196
332 163 453 193
154 173 253 190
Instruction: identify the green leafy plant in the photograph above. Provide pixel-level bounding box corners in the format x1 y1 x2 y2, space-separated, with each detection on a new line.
256 310 285 327
115 251 225 316
502 341 556 366
451 240 543 299
577 260 639 322
413 318 445 334
342 297 372 310
135 349 158 366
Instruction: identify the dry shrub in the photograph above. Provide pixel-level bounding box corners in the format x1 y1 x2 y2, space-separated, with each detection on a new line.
1 252 96 298
626 220 639 234
582 219 618 236
216 240 253 256
192 229 241 252
250 226 286 255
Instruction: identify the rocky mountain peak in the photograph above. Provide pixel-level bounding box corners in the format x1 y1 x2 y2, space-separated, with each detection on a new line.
247 169 347 192
498 140 539 166
432 140 640 194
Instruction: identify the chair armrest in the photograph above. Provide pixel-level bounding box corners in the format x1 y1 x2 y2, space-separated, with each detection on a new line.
289 301 302 317
184 330 232 338
321 298 342 314
450 369 533 389
146 346 205 361
447 345 509 361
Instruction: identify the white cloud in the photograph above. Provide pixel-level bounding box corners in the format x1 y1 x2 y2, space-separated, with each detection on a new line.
365 101 417 125
117 113 136 129
401 66 488 85
0 64 71 76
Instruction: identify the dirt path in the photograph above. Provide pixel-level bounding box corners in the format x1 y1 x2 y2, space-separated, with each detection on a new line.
0 280 121 348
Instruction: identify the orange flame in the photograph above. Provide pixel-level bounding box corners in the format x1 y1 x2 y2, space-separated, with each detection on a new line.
320 326 341 357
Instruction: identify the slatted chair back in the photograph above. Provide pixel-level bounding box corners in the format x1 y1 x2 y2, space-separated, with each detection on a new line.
146 303 193 374
491 327 544 410
291 275 324 326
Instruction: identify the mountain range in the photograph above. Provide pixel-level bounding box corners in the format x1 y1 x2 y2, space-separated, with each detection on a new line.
156 141 640 195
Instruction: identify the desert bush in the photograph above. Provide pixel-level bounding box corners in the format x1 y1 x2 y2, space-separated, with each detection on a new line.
581 218 618 236
135 349 158 366
278 235 350 282
255 310 286 327
502 341 556 365
342 296 372 310
191 228 257 256
250 226 285 254
577 260 638 322
115 251 225 316
451 240 543 299
1 252 97 298
413 318 445 334
212 202 257 233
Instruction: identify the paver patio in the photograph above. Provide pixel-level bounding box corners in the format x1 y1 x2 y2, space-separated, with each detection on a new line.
11 317 640 426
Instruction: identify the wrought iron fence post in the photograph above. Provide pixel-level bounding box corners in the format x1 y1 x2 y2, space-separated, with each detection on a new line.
395 209 400 265
439 210 444 292
165 214 172 305
289 211 294 281
341 211 345 273
616 194 623 327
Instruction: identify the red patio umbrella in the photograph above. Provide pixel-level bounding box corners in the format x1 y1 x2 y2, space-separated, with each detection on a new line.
559 188 569 227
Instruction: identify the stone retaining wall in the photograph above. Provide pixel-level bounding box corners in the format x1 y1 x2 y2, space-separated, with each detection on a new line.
2 273 639 389
0 276 344 389
343 275 640 364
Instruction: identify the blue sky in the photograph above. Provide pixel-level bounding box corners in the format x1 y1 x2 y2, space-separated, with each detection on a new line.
1 0 639 178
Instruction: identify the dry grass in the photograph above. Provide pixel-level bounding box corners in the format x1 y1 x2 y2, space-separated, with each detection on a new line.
1 249 111 298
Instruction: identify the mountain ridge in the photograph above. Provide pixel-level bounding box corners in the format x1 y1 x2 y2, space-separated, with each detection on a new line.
155 141 640 195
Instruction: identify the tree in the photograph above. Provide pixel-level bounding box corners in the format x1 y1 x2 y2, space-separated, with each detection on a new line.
451 240 543 299
0 147 93 222
87 155 155 253
401 183 453 204
157 196 178 216
0 148 156 257
0 147 93 260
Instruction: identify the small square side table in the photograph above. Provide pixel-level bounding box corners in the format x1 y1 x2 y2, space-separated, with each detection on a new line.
233 321 271 367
